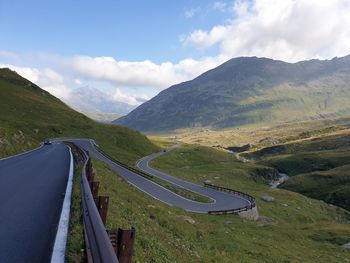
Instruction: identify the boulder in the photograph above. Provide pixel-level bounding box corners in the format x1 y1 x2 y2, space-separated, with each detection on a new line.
261 195 274 202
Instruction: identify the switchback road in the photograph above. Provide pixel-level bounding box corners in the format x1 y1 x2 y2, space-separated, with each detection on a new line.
62 139 251 213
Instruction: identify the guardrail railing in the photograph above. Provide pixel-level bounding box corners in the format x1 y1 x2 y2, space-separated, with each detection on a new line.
79 149 119 263
203 183 256 215
72 144 136 263
93 144 154 180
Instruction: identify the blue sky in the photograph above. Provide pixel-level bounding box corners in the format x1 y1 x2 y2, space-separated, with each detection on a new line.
1 0 350 115
0 0 228 63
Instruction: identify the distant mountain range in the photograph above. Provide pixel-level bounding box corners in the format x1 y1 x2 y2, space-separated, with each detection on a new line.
115 55 350 133
64 86 135 121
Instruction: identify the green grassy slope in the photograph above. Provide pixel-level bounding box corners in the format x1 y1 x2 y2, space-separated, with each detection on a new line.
0 68 158 164
243 129 350 210
282 164 350 211
94 144 350 262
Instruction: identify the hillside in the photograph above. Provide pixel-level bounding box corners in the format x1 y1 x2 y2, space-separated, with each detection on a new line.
242 127 350 211
107 143 350 262
116 55 350 132
0 68 158 164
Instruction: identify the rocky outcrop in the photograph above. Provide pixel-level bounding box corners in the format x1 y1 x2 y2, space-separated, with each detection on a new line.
12 130 25 144
0 134 12 153
239 206 259 221
261 195 274 202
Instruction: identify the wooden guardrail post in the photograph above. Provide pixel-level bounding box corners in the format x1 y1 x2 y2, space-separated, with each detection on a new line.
116 228 136 263
97 196 109 225
91 181 99 199
79 145 140 261
107 228 136 263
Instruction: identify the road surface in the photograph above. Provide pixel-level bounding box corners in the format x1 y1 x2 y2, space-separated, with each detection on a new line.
62 138 251 213
0 143 71 262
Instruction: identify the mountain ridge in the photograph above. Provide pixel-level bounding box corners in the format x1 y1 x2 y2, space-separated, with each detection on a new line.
115 55 350 132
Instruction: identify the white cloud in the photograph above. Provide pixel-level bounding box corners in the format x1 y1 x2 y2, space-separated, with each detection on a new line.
2 0 350 115
1 55 226 113
185 7 201 18
74 78 82 85
182 0 350 62
0 64 71 99
69 55 224 90
213 1 228 12
113 88 142 106
65 86 136 114
182 26 230 50
71 56 182 88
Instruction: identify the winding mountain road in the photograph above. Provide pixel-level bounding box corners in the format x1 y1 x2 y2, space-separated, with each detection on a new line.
0 143 71 262
61 138 251 213
0 137 252 262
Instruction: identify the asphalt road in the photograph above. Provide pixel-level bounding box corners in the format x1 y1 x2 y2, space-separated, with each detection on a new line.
63 139 251 213
0 143 71 263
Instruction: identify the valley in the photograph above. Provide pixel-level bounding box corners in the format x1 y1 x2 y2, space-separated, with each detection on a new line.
1 59 350 262
2 2 350 262
92 142 350 262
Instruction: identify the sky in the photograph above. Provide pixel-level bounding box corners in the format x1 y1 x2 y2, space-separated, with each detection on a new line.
1 0 350 115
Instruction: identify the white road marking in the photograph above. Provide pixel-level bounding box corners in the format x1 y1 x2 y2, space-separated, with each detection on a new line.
50 147 74 263
0 145 43 161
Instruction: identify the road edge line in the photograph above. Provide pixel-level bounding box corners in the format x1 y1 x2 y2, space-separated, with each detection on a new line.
51 146 74 263
0 144 43 161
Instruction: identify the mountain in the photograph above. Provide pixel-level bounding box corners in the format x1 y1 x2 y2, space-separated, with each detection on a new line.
64 86 135 118
115 55 350 132
0 68 158 164
82 111 122 123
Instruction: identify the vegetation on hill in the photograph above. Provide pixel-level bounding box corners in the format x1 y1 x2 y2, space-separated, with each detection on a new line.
93 144 350 262
2 67 350 262
168 116 350 150
116 55 350 132
0 68 158 164
243 128 350 211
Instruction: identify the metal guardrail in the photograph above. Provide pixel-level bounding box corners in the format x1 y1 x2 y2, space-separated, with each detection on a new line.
93 144 154 180
95 143 257 216
203 183 256 215
79 149 119 263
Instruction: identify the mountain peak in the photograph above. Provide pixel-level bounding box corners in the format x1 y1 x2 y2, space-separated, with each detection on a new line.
115 55 350 132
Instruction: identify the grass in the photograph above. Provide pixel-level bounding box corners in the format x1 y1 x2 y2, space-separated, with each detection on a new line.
92 145 350 262
165 116 350 149
147 135 177 148
0 69 159 261
242 130 350 211
65 144 85 262
0 68 159 165
150 144 278 191
2 67 350 261
144 137 211 202
151 176 212 203
281 164 350 211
